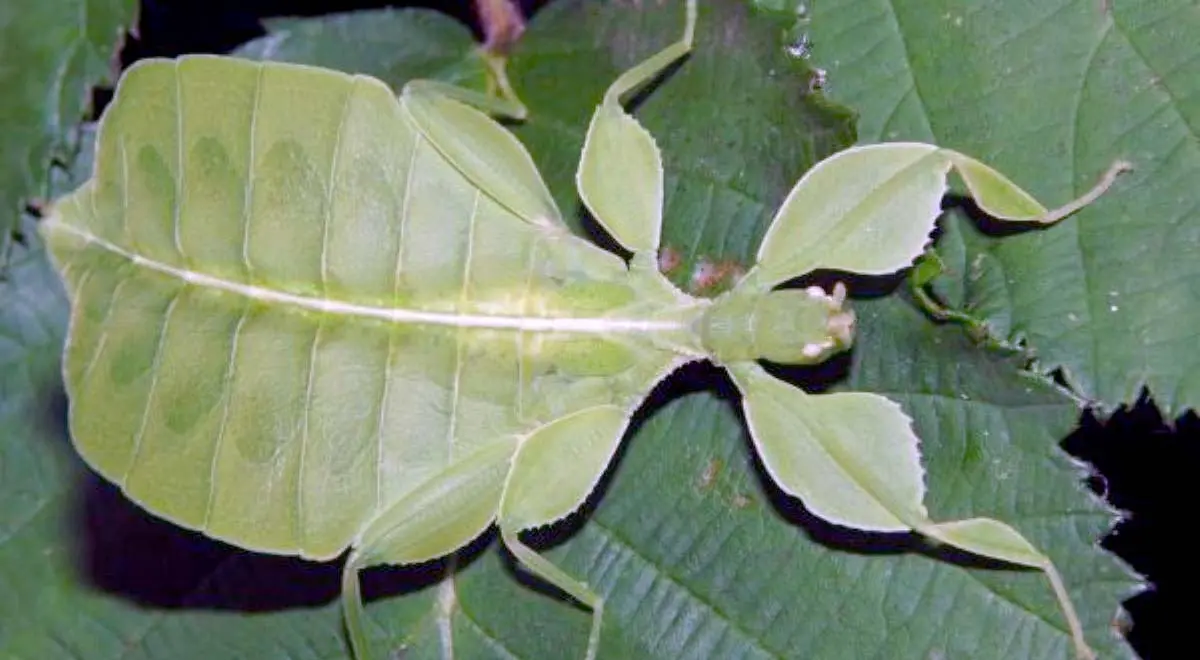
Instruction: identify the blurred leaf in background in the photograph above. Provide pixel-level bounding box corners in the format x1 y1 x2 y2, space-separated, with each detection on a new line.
0 0 136 265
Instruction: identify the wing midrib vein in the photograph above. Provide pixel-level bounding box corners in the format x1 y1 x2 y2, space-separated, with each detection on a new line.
46 221 686 334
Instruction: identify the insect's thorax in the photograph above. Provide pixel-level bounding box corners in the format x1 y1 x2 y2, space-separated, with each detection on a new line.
699 284 855 365
372 237 706 439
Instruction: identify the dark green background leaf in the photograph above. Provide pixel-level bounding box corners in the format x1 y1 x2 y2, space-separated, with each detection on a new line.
0 0 136 264
810 0 1200 417
2 1 1140 658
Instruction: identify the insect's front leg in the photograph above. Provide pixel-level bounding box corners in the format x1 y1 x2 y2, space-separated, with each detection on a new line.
727 362 1095 660
498 405 634 660
744 142 1130 294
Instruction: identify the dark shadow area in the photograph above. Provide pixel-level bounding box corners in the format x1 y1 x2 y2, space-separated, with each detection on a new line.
943 192 1051 238
33 371 71 443
122 0 521 63
91 0 555 118
75 459 462 612
775 267 906 301
749 450 924 557
624 57 691 113
575 202 634 264
1063 395 1199 659
759 350 853 395
360 536 488 604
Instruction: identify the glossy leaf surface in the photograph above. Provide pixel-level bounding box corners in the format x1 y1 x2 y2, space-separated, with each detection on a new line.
810 0 1200 416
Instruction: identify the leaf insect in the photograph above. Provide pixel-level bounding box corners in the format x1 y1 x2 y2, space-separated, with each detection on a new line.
41 0 1126 657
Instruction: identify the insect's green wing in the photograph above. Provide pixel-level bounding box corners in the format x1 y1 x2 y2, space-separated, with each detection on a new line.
726 362 1094 660
40 54 641 555
44 56 416 559
43 53 702 658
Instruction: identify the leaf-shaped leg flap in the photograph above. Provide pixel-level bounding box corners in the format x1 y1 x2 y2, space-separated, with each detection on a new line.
727 363 1094 660
499 405 632 660
749 143 1132 290
751 143 955 287
728 362 929 531
575 0 696 255
909 152 1129 333
343 438 517 660
946 151 1132 226
917 519 1094 660
401 81 565 231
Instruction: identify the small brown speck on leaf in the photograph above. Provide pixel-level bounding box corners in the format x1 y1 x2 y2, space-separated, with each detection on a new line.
689 257 745 293
658 246 681 274
697 458 721 490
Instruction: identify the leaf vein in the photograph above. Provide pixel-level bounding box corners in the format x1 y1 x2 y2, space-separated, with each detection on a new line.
1068 25 1112 401
446 190 482 460
879 0 935 138
374 329 394 515
77 273 128 387
586 517 783 659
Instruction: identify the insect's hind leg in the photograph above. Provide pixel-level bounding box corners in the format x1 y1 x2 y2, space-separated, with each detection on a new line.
498 405 633 660
340 439 518 660
501 529 606 659
341 553 372 660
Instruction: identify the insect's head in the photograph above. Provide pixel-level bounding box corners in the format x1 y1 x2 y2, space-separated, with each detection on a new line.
700 282 856 365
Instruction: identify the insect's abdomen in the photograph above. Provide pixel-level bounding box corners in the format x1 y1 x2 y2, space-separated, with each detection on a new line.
44 56 683 561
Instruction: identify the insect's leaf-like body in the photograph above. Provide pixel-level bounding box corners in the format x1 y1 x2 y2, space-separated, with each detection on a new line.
43 55 705 562
41 4 1126 656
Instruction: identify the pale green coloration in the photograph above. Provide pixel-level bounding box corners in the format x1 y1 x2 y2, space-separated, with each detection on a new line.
907 159 1135 348
40 1 1125 658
